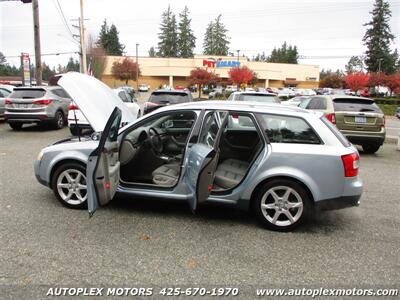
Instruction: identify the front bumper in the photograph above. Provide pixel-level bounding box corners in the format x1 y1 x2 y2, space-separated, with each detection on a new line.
315 195 361 211
34 160 49 187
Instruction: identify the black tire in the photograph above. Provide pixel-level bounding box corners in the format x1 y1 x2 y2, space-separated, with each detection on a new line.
51 162 87 209
252 179 311 232
69 126 82 136
52 111 65 129
362 143 380 154
9 122 23 130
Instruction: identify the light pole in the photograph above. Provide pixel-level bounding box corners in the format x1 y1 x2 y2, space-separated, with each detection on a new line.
378 58 383 73
32 0 42 85
136 43 139 91
79 0 87 74
236 50 240 62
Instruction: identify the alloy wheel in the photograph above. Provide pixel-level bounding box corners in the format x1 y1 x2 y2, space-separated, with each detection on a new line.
260 185 304 227
56 169 87 205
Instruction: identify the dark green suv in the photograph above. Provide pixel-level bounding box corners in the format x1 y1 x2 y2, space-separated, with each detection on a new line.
300 95 386 153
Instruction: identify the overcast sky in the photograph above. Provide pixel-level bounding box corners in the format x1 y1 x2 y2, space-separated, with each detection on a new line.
1 0 399 71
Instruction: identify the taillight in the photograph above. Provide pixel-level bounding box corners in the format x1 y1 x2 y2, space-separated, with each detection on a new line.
5 99 12 105
341 152 359 177
33 99 53 105
326 113 336 124
69 104 79 110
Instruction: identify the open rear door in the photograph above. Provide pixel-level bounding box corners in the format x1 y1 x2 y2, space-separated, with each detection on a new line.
87 107 122 217
185 111 228 211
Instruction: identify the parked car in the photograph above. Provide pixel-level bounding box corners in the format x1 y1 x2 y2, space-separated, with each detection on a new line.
4 86 71 130
119 86 136 99
299 95 385 153
68 87 140 136
139 84 149 92
295 89 316 96
225 85 238 92
228 91 280 103
208 87 224 98
34 73 362 232
284 96 311 106
144 89 193 114
395 107 400 119
277 88 295 98
0 84 15 118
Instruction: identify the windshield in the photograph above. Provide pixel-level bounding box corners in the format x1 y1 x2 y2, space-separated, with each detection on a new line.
238 94 279 103
10 89 46 99
149 92 190 104
333 99 382 113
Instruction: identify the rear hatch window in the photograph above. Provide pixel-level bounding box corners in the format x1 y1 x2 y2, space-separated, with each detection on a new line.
333 98 381 113
149 92 189 104
9 89 46 99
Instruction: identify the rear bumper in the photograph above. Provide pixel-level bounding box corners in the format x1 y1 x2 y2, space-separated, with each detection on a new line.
5 112 52 123
315 195 361 211
341 129 386 145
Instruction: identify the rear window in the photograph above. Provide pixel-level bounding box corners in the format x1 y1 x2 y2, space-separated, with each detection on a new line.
10 89 45 99
238 94 279 103
333 98 382 113
320 116 351 147
149 92 190 104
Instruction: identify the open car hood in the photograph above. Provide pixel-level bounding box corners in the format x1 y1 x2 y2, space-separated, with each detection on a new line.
58 72 135 132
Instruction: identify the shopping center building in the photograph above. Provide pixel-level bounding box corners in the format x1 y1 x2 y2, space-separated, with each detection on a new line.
101 55 320 90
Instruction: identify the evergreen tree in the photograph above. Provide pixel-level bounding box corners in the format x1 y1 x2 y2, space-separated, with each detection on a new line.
157 5 178 57
203 21 215 55
178 6 196 58
148 47 156 57
345 56 364 74
203 15 230 56
267 42 298 64
96 19 125 56
42 62 55 81
66 57 80 72
363 0 397 73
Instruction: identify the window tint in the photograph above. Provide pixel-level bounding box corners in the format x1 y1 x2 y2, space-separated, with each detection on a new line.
257 114 321 144
306 97 327 110
0 88 11 97
10 89 45 99
149 92 190 104
333 98 382 113
320 116 350 147
51 88 69 98
118 91 129 102
199 111 227 147
227 114 255 128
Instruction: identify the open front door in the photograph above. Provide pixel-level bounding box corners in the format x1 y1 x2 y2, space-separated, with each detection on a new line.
87 107 122 217
185 111 228 212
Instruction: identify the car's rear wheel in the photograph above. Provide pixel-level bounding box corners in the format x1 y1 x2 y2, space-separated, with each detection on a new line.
253 179 311 231
362 143 380 154
51 162 87 209
52 111 65 129
9 122 23 130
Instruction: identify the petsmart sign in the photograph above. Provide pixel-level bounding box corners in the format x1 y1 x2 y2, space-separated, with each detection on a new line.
203 58 240 68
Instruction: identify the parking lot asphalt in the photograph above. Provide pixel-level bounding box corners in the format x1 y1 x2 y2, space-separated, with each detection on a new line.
0 122 399 298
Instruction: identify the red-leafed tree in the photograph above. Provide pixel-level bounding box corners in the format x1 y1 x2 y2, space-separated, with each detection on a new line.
111 57 140 85
319 74 344 88
386 72 400 95
367 72 388 88
228 66 255 89
188 68 219 98
344 72 370 92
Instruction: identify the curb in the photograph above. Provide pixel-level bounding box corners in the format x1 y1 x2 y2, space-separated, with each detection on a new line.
385 136 398 144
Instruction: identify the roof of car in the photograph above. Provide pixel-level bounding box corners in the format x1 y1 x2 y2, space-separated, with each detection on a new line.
155 100 316 117
153 89 188 93
231 91 277 96
320 95 374 101
13 85 58 90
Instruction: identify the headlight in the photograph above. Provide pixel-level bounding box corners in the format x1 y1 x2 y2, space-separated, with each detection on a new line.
37 151 44 161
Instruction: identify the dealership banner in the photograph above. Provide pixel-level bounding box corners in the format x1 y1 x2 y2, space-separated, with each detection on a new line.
20 52 31 86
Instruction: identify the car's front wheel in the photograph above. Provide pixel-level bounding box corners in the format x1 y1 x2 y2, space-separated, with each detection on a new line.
253 179 311 231
51 162 87 209
362 143 380 154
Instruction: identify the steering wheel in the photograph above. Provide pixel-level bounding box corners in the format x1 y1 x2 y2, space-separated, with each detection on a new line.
147 127 163 154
